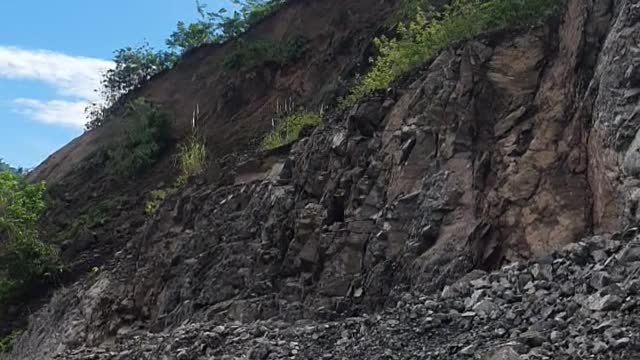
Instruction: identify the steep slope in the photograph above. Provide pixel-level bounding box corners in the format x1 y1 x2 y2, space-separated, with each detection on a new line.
6 0 640 358
28 0 397 184
1 0 399 351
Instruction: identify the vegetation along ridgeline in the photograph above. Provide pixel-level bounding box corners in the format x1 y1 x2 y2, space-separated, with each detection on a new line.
85 0 289 130
342 0 562 107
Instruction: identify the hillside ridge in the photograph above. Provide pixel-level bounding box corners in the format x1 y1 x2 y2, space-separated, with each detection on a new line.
6 0 640 358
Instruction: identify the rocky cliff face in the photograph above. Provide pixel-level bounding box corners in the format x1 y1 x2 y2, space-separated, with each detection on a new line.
6 0 640 359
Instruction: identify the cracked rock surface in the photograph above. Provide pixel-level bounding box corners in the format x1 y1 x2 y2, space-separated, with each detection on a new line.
53 233 640 359
7 0 640 359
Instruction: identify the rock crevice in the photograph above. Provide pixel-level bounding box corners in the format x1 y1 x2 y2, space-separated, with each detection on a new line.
7 0 640 359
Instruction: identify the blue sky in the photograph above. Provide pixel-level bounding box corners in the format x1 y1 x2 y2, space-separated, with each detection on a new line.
0 0 234 169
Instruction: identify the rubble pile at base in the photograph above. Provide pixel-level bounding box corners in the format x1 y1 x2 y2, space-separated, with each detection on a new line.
58 232 640 360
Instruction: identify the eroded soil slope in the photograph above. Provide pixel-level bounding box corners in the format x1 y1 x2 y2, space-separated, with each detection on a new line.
8 0 640 359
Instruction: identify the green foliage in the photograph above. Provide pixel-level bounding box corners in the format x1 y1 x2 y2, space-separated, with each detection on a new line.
144 190 168 216
50 196 128 255
223 36 307 71
0 172 46 239
1 237 58 288
166 20 214 54
261 112 322 150
89 1 289 130
342 0 562 107
0 159 23 176
86 44 178 130
53 198 119 245
102 45 178 104
230 0 288 33
0 172 59 307
168 0 288 53
389 0 437 24
175 136 207 187
108 99 174 176
0 331 21 353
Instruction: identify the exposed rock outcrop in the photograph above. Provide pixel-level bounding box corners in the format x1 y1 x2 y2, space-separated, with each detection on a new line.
7 0 640 359
51 232 640 360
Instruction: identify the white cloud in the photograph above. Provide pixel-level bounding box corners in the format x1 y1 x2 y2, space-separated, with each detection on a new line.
13 98 88 129
0 46 113 100
0 45 114 128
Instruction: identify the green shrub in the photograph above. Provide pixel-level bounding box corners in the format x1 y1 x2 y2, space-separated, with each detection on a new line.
144 190 168 216
0 172 45 239
0 159 24 176
89 1 291 130
108 99 174 176
223 36 307 71
175 136 207 187
342 0 562 107
52 198 120 245
85 44 178 130
166 21 214 54
261 112 322 150
1 237 58 288
169 0 289 53
388 0 437 24
0 279 16 306
0 172 59 306
0 331 21 353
